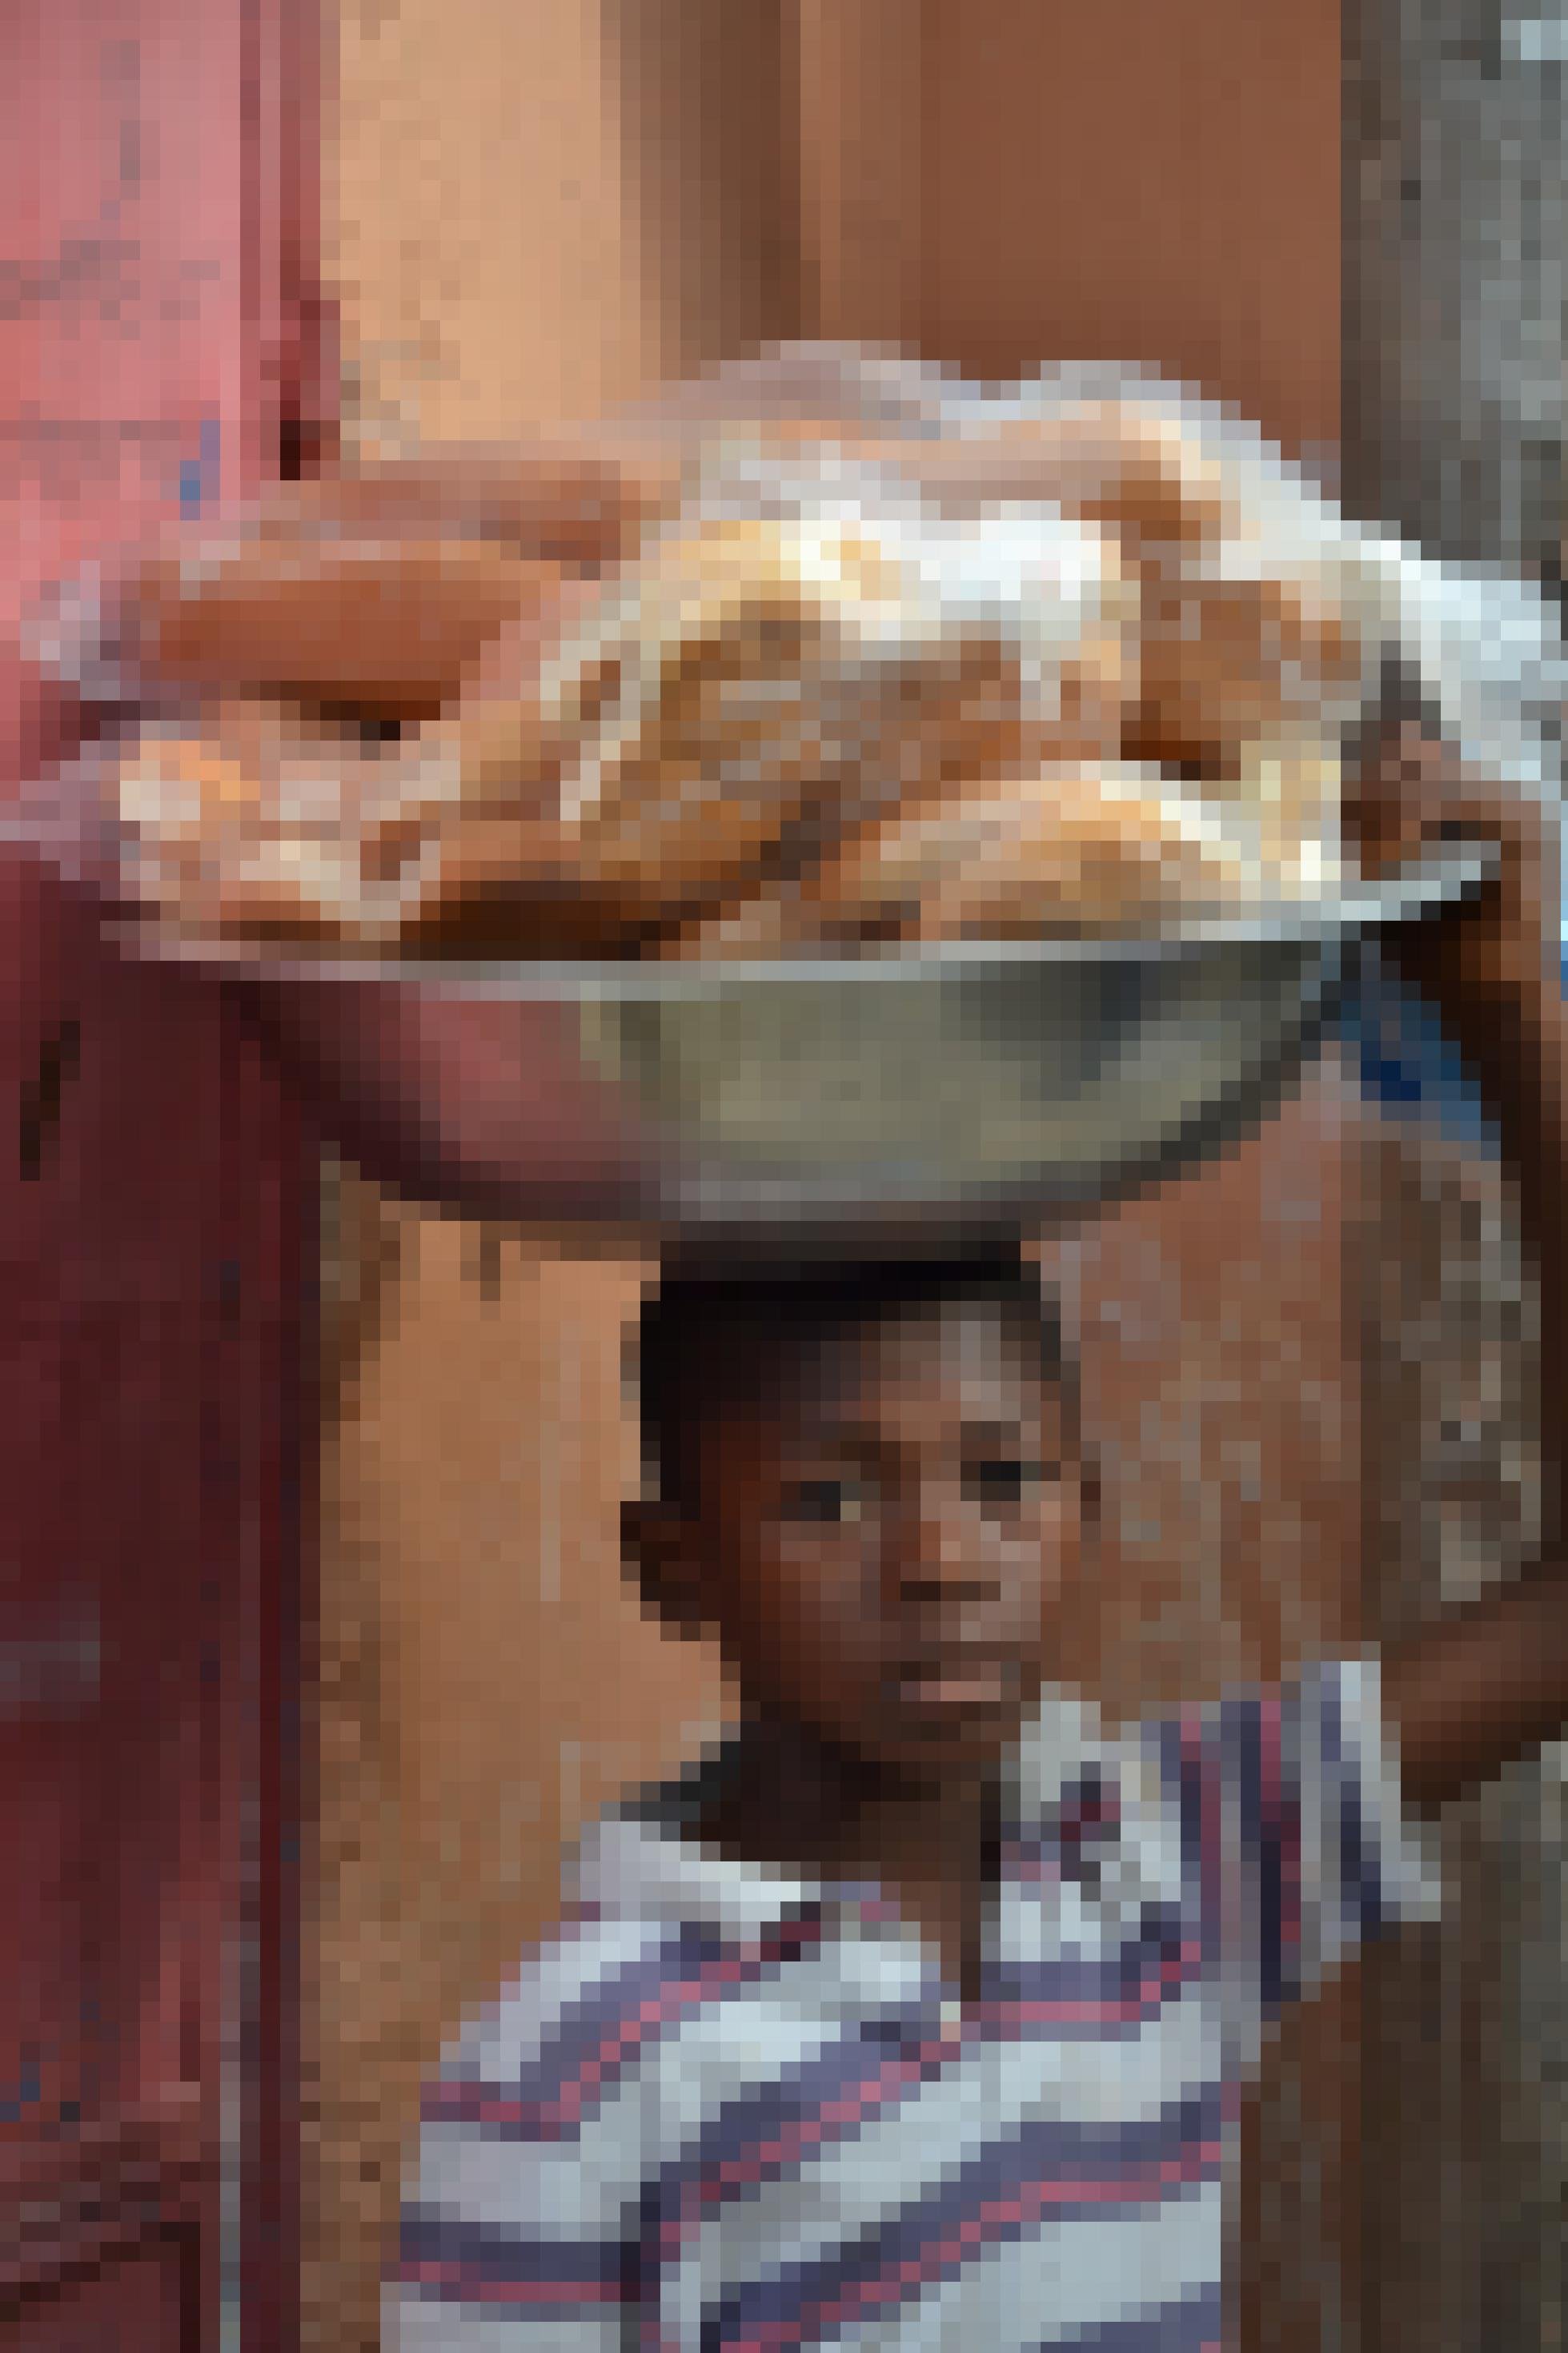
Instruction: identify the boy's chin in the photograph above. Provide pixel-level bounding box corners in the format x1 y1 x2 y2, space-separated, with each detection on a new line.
855 1707 1029 1790
768 1688 1032 1794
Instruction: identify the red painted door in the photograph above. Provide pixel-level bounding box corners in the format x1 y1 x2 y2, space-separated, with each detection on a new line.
0 2 320 2343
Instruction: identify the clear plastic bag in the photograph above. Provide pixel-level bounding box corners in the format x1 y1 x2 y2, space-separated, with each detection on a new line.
18 341 1565 954
588 353 1371 905
600 339 1568 810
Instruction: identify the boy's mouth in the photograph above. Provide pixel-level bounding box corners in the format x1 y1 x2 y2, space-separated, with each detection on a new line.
888 1654 1022 1714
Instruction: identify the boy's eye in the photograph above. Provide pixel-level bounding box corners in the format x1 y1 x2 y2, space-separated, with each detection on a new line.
784 1478 868 1527
965 1457 1049 1508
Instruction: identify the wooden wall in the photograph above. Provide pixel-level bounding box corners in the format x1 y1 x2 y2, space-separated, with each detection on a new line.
311 7 1360 2350
0 2 316 2343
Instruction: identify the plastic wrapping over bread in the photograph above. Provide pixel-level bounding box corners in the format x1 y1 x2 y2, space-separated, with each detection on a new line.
528 457 1139 930
42 343 1563 962
615 343 1565 806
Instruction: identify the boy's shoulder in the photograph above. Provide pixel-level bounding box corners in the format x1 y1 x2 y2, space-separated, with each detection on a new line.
431 1763 810 2093
439 1656 1411 2082
433 1898 676 2088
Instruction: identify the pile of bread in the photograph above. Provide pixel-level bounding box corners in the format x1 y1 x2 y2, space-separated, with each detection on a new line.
99 385 1382 960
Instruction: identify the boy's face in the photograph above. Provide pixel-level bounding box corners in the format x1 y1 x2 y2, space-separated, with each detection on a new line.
636 1300 1088 1792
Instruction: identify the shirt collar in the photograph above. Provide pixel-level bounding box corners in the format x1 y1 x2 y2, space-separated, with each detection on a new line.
1005 1684 1110 1826
571 1691 1115 1937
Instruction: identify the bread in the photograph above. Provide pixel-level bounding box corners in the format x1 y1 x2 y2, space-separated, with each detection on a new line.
114 701 400 942
1123 569 1365 783
727 405 1233 556
725 407 1367 789
116 536 568 723
658 767 1259 958
108 395 1361 960
519 500 1138 938
112 693 644 958
350 575 608 884
250 440 684 570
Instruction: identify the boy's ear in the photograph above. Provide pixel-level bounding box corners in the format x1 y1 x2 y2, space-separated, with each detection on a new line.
621 1498 713 1641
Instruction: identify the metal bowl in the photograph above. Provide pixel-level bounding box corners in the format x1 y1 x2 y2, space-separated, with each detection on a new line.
90 847 1492 1258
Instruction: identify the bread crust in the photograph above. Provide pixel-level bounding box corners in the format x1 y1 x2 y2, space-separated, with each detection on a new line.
656 768 1257 959
117 537 571 723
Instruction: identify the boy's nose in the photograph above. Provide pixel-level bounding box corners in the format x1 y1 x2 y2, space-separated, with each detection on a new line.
880 1494 1001 1604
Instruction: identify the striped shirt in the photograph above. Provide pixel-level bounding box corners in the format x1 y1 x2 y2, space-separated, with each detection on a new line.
387 1654 1438 2351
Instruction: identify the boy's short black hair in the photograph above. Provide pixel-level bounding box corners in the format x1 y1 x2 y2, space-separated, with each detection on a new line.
633 1247 1074 1508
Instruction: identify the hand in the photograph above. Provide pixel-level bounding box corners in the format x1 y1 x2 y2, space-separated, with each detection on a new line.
1344 716 1562 1034
1350 727 1568 1600
230 971 650 1224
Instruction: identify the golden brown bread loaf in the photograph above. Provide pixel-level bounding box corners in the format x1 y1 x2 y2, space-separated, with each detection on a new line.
657 768 1257 958
1123 571 1364 782
102 435 682 719
114 536 574 724
375 501 1140 950
725 405 1233 560
243 440 684 569
113 698 421 942
730 406 1366 789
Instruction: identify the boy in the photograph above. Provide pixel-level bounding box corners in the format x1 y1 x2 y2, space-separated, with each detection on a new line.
383 735 1568 2351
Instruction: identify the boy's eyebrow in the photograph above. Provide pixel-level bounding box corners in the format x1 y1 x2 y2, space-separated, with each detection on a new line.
782 1414 1039 1458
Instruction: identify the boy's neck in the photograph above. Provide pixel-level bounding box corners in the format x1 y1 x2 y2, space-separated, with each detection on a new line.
700 1712 997 1900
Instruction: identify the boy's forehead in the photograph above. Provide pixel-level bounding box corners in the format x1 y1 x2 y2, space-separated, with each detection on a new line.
776 1299 1049 1423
